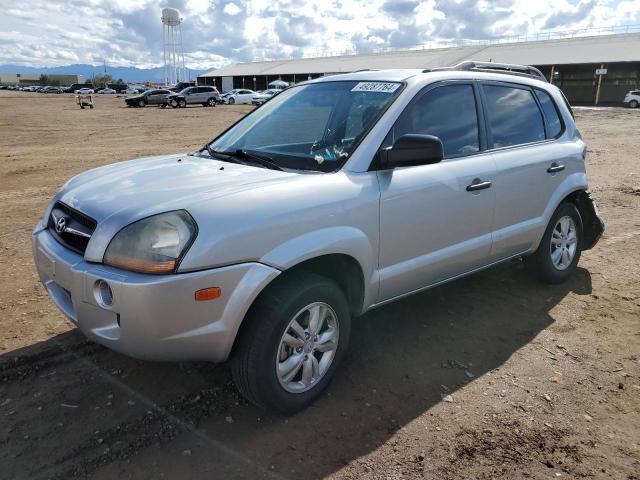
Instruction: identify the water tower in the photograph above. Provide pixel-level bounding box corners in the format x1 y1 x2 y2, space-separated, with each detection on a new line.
162 8 186 86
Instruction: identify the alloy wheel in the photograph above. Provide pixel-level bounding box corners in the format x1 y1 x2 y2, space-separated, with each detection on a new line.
276 302 339 393
550 215 578 270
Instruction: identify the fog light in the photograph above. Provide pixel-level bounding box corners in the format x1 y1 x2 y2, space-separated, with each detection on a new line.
94 280 113 307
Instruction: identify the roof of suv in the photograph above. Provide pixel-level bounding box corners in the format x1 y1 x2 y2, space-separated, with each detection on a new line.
308 62 549 86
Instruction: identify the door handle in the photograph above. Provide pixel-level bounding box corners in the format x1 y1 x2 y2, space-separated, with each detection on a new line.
547 163 565 173
466 179 492 192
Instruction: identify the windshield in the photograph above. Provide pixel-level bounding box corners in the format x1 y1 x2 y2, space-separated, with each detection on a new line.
207 80 402 172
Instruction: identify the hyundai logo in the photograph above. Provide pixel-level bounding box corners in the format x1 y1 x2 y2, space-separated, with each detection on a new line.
55 216 67 234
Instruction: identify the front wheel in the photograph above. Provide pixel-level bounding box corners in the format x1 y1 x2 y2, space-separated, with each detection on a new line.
178 99 186 108
231 272 350 414
629 100 639 108
525 202 583 284
207 98 216 107
137 99 145 108
228 97 235 104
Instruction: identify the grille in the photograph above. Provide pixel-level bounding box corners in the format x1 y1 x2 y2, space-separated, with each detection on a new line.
48 202 97 255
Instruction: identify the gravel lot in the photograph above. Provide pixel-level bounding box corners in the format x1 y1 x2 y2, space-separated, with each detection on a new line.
0 92 639 480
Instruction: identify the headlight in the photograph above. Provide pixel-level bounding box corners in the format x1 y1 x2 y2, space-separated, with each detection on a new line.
104 210 197 274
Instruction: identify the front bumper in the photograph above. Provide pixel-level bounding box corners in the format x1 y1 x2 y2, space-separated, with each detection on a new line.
32 223 280 362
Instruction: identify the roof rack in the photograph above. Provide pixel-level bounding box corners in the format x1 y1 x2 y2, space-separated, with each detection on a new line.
426 61 548 82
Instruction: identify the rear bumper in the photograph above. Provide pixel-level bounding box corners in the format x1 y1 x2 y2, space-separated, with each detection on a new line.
32 223 280 362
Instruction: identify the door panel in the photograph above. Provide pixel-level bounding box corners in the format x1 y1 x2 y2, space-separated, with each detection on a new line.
378 155 496 300
376 82 495 302
490 143 570 260
481 83 571 261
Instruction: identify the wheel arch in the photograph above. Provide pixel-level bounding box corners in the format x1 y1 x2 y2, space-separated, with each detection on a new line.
229 252 365 360
560 189 604 250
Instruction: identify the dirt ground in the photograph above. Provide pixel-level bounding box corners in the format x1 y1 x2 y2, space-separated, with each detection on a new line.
0 92 638 480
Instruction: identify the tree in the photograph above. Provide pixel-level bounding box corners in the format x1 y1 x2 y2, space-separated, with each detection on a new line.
39 74 49 85
114 78 126 86
91 74 113 88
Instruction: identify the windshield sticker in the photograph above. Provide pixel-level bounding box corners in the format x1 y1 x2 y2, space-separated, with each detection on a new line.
351 82 400 93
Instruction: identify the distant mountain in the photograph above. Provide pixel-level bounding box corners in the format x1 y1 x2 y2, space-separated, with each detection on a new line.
0 64 210 83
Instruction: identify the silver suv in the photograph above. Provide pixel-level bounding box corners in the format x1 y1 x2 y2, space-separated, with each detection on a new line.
33 62 604 413
166 86 220 108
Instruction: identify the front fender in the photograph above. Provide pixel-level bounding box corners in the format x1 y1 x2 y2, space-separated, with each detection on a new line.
260 226 378 306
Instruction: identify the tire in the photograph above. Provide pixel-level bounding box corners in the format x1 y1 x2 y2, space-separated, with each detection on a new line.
160 103 166 109
231 272 351 414
137 99 145 108
178 99 186 108
228 97 235 105
630 100 639 108
169 99 178 108
525 202 583 284
207 97 216 107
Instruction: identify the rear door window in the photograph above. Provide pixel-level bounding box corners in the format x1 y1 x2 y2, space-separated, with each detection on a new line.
391 83 480 158
482 84 545 148
534 89 563 138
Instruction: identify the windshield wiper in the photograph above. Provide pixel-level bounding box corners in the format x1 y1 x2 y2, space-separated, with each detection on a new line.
226 149 284 171
204 144 245 165
204 145 284 171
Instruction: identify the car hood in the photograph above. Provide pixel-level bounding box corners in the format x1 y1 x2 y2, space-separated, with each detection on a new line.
52 153 298 261
57 153 295 224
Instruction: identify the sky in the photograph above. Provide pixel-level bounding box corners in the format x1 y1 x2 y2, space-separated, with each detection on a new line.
0 0 639 71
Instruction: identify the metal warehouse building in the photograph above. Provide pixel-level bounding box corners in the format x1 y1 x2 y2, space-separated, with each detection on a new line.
199 31 640 105
0 72 84 86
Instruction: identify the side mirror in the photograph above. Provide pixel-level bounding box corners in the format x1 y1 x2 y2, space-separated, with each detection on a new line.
379 134 444 169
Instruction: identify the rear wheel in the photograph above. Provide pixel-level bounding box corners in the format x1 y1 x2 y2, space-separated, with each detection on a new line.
231 272 350 414
630 100 639 108
526 202 583 284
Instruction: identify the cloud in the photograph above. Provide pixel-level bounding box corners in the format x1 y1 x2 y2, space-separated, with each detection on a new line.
542 0 596 30
0 0 637 70
224 3 242 15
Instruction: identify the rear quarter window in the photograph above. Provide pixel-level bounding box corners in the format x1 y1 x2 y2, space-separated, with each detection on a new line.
534 89 563 138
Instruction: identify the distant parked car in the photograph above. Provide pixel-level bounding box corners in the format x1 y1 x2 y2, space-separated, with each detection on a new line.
123 87 139 95
251 89 280 105
125 89 173 107
165 86 220 108
221 89 256 105
624 90 640 108
42 86 63 94
98 88 117 94
75 87 95 94
169 81 196 93
65 83 93 94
